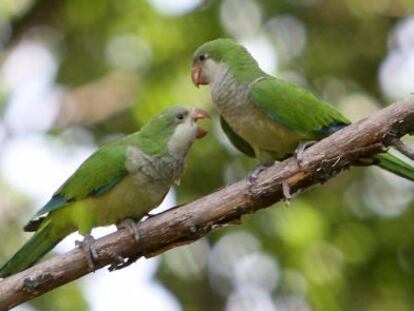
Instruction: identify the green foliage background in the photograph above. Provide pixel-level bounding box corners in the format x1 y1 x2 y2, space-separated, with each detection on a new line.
1 0 414 310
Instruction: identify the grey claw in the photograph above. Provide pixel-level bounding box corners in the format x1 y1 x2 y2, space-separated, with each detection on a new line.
282 179 292 207
117 218 140 242
294 141 317 167
248 165 268 184
75 234 98 271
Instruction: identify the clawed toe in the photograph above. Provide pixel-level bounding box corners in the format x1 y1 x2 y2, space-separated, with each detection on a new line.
282 179 292 207
75 234 98 271
117 218 140 242
248 165 268 184
294 141 317 167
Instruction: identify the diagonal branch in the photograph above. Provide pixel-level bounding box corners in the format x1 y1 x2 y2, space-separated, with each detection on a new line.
1 96 414 310
390 137 414 160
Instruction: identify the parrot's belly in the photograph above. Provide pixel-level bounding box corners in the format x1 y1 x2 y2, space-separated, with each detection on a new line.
69 174 170 234
225 107 306 163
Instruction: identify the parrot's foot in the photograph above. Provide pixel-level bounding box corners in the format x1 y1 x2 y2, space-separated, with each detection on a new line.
282 179 292 206
248 164 269 183
75 234 98 271
294 141 317 167
117 218 140 242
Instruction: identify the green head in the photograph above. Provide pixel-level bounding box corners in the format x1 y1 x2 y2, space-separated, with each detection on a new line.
138 106 209 156
191 38 264 86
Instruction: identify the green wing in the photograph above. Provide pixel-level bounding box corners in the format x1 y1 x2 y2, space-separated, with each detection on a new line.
220 116 255 158
249 77 350 137
35 142 129 218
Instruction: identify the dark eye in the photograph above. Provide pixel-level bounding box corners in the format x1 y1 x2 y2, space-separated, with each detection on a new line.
176 114 184 120
198 54 207 62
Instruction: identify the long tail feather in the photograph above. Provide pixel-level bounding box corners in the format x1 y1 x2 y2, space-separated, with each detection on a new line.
0 220 65 278
375 152 414 181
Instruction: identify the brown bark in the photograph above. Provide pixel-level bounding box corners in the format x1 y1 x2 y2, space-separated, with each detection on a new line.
0 96 414 310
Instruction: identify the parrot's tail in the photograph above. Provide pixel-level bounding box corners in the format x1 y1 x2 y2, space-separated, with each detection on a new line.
0 219 65 278
375 152 414 181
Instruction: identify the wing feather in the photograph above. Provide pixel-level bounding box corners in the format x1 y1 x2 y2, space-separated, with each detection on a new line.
33 143 129 219
249 77 350 137
220 116 255 158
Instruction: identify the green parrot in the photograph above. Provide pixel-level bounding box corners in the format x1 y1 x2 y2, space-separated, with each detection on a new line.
0 106 209 278
191 38 414 181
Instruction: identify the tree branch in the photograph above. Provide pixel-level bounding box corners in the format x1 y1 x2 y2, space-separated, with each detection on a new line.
1 96 414 309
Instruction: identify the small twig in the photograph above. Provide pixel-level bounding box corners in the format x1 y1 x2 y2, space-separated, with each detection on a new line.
390 138 414 161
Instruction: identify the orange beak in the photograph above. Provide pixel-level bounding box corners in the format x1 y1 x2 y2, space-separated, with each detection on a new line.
191 66 201 88
191 66 208 87
191 108 210 139
191 108 210 121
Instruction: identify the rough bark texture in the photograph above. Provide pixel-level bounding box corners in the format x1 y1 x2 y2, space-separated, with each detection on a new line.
1 96 414 310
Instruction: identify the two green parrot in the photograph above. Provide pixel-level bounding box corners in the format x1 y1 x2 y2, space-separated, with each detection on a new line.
191 38 414 181
2 38 414 279
0 106 209 277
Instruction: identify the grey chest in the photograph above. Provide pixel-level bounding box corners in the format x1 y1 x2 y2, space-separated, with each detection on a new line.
126 146 184 184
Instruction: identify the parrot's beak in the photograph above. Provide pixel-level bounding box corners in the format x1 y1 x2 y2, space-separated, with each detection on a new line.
191 108 210 139
191 66 208 87
191 108 210 121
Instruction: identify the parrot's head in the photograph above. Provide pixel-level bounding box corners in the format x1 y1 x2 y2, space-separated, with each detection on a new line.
145 106 209 157
191 38 262 87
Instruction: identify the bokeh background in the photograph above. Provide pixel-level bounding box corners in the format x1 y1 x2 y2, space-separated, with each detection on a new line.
1 0 414 310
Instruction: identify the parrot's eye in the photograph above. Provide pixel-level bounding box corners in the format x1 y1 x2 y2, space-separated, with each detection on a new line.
176 114 184 120
198 53 207 62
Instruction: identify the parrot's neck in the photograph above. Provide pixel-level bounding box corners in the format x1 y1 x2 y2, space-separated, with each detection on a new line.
167 123 196 159
210 63 254 117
